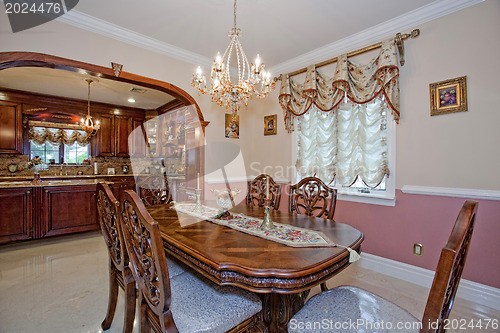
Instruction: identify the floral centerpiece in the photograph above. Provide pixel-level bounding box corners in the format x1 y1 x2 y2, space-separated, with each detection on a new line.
26 156 48 184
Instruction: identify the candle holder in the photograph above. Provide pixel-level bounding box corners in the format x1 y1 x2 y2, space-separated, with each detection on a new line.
193 188 204 213
260 199 275 230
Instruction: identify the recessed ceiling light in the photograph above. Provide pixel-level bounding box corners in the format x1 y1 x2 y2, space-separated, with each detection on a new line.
128 98 136 103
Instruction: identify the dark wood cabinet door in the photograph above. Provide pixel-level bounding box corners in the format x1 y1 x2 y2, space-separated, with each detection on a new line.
0 187 33 243
129 119 146 157
0 101 22 154
115 116 132 157
41 185 99 237
93 114 114 156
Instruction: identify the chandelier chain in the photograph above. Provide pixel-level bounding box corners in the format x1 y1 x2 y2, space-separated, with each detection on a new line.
234 0 237 29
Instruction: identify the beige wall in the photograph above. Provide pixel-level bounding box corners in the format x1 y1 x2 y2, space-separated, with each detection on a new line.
1 0 499 190
245 0 500 191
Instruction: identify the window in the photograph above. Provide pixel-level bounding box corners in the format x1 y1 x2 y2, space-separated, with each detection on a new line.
64 144 90 164
29 141 90 164
293 96 395 205
30 142 60 164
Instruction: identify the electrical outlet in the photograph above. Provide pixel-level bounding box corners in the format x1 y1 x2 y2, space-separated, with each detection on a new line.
413 243 423 256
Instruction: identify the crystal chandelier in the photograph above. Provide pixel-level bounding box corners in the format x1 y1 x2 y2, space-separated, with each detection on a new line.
81 79 100 135
192 0 274 113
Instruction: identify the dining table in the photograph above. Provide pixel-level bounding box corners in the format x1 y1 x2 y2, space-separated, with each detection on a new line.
146 201 364 333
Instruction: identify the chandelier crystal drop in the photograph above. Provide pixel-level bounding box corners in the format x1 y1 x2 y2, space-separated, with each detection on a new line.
80 79 100 135
192 0 274 113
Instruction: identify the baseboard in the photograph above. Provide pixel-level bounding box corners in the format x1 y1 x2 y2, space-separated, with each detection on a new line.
357 253 500 311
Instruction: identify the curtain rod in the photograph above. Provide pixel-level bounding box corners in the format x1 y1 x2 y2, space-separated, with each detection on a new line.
275 28 420 81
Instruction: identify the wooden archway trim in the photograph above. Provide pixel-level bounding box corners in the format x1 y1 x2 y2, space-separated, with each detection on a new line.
0 51 208 126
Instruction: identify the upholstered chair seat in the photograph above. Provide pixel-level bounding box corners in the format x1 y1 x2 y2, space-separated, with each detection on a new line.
168 271 262 333
288 286 419 333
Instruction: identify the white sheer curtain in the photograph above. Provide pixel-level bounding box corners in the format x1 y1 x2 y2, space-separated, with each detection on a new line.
296 96 389 188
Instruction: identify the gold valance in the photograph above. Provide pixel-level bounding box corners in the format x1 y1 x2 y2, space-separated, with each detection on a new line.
28 126 92 147
279 38 400 132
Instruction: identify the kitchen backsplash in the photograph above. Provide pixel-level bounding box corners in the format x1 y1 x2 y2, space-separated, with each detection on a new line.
0 154 176 177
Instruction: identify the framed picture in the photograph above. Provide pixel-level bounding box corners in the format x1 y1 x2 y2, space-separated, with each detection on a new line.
225 113 239 139
429 76 467 116
264 114 277 135
107 168 115 175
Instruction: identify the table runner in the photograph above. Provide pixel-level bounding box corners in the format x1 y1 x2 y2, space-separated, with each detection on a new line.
173 202 339 249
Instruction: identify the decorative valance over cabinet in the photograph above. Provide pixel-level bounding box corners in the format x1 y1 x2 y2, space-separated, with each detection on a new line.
279 38 400 132
28 127 92 147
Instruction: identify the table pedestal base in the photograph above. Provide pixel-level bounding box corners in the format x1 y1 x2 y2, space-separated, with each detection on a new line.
258 290 310 333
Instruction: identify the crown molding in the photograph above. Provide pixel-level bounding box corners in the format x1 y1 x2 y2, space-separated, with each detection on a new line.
269 0 484 75
56 10 212 68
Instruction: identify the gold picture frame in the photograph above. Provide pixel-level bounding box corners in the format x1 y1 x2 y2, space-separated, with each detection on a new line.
429 76 467 116
264 114 277 135
225 113 239 139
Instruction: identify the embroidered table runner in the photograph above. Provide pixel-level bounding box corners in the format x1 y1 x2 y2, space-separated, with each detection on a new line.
173 202 337 248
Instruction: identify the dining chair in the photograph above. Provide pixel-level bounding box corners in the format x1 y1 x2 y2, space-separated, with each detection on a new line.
289 177 337 291
246 174 283 210
138 175 172 206
288 177 337 220
96 183 136 333
288 200 479 333
119 189 263 333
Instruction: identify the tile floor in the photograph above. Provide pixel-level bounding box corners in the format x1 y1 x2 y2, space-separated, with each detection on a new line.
0 231 498 333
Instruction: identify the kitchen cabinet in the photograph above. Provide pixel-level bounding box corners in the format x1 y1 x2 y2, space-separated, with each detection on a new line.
41 185 99 237
93 114 115 157
0 101 23 154
115 116 133 157
0 187 33 243
93 115 140 158
0 180 106 244
107 176 135 202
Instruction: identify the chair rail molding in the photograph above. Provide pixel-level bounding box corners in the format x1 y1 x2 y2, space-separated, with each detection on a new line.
401 185 500 201
358 253 500 311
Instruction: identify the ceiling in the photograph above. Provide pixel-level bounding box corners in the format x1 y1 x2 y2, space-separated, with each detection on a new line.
72 0 437 69
0 67 175 109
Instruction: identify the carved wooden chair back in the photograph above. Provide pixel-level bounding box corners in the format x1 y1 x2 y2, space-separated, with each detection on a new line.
288 177 337 220
138 175 172 206
420 200 478 333
119 189 176 332
96 183 125 271
96 183 136 333
246 174 283 210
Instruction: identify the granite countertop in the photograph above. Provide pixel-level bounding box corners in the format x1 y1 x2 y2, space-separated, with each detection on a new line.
0 174 186 185
0 179 114 189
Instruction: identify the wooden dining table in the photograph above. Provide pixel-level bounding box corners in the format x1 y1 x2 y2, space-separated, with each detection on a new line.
147 201 364 333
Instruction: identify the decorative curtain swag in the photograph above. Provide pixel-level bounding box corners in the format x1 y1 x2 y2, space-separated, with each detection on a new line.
279 38 400 132
28 127 92 147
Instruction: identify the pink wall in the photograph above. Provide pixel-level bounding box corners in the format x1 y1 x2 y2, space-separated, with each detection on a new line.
278 187 500 289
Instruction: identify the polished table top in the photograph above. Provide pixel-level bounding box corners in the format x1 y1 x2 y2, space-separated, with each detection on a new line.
147 201 364 294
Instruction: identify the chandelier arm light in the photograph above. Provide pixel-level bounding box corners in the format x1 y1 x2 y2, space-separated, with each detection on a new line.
191 0 275 113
